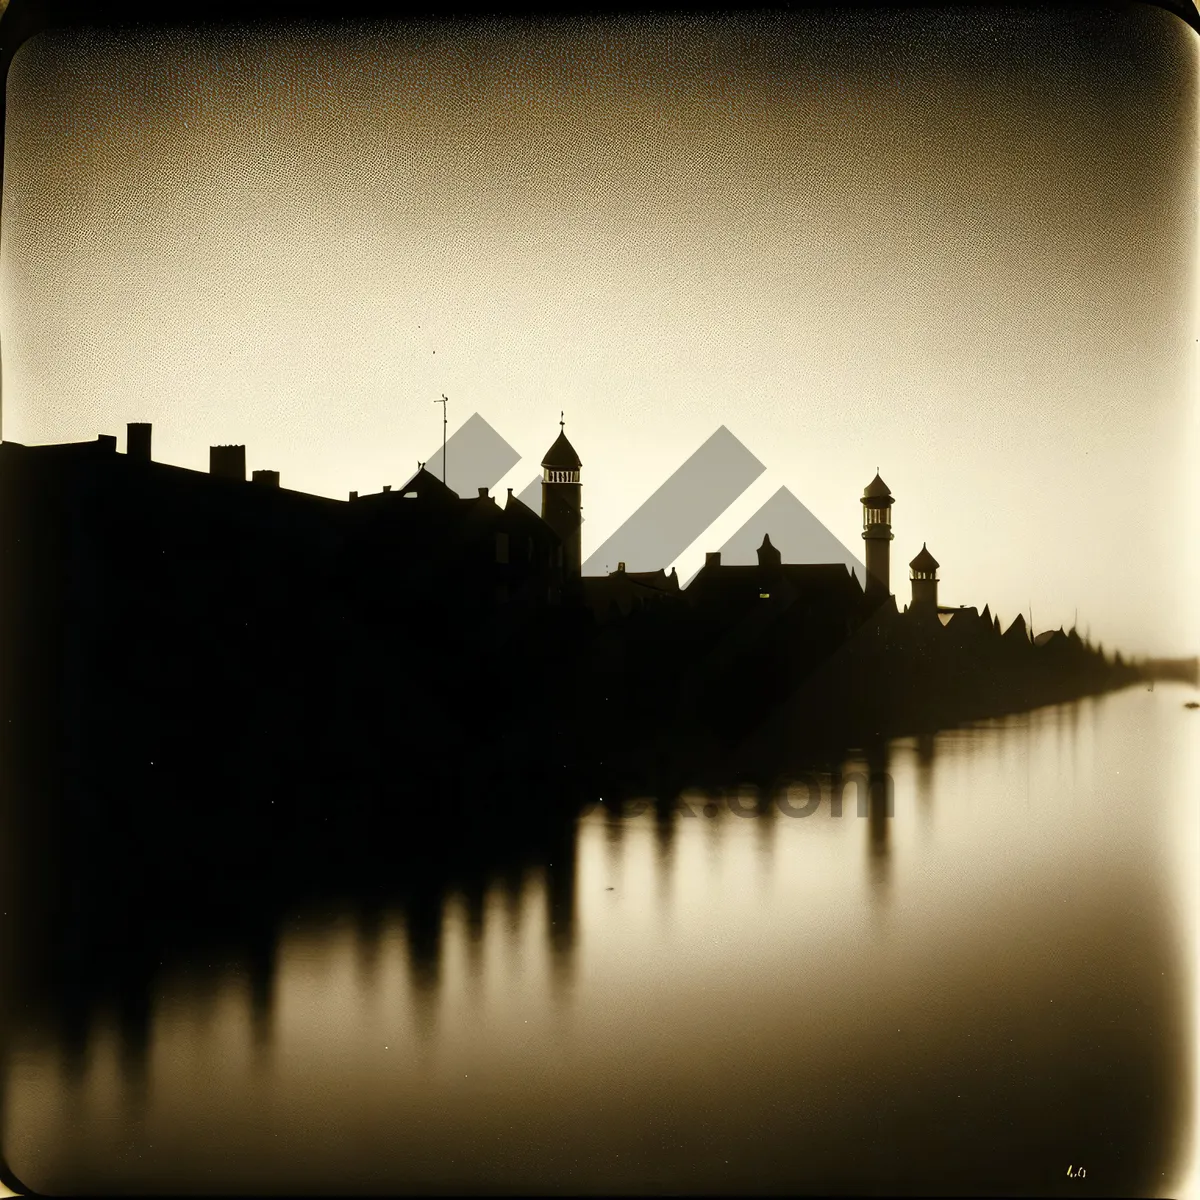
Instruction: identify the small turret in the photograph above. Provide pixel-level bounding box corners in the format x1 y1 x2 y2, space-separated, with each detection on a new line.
909 543 939 612
861 473 894 599
541 412 583 581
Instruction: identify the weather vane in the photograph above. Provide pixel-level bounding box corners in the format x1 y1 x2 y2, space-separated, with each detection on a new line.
560 410 565 432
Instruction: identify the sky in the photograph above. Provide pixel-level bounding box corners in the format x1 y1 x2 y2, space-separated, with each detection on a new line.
0 7 1196 655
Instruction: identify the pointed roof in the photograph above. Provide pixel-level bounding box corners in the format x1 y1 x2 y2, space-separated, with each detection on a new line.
862 473 892 500
1003 613 1029 639
541 424 581 470
909 543 939 572
397 464 459 500
757 532 782 568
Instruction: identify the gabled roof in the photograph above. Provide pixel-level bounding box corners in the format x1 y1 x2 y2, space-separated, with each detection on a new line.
862 473 892 500
541 430 582 470
910 543 939 572
395 466 460 502
502 487 553 532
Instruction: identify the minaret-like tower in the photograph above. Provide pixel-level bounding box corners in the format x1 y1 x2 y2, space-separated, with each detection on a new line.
861 473 894 599
909 543 939 612
541 413 582 581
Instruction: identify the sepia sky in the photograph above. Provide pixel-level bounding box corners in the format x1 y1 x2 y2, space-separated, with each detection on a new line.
0 7 1195 655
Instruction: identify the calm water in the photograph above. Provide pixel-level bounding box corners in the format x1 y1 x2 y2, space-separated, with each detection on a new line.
4 685 1198 1195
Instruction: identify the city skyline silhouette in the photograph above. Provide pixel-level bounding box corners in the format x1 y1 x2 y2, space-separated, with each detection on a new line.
2 7 1195 656
0 5 1196 1198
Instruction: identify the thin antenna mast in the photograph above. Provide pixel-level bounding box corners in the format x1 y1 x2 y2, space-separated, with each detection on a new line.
435 394 448 485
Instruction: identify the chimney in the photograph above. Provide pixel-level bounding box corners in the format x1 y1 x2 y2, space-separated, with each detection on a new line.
209 445 246 481
96 434 116 453
252 469 280 487
705 551 721 568
349 491 359 501
127 422 152 461
383 485 391 492
478 487 489 499
616 561 626 573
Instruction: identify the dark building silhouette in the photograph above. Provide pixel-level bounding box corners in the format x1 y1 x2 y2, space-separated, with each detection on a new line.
0 414 1173 858
126 421 152 462
683 538 862 624
861 473 894 600
345 465 564 613
210 444 246 481
1003 612 1031 645
1034 627 1068 649
540 417 582 582
581 561 681 623
909 543 939 613
0 406 1188 1122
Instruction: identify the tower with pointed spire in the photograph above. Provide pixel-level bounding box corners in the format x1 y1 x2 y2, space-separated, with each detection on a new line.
541 412 582 581
861 473 894 599
909 543 939 612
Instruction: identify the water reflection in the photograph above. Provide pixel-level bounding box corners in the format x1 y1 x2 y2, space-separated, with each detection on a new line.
3 687 1196 1196
544 824 578 993
915 732 936 823
652 795 678 917
460 877 487 986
